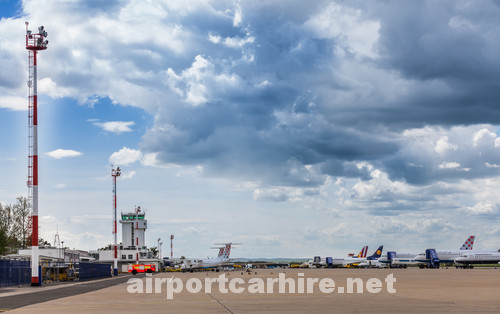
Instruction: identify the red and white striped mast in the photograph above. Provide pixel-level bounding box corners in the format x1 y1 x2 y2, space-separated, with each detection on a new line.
170 234 174 259
26 22 48 287
111 166 121 276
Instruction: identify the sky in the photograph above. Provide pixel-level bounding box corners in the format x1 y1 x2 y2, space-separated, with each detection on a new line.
1 0 500 259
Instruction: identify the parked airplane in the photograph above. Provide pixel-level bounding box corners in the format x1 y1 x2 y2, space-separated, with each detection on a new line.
181 242 240 271
454 252 500 268
359 251 416 268
414 235 482 267
309 246 368 267
334 246 384 268
361 236 475 268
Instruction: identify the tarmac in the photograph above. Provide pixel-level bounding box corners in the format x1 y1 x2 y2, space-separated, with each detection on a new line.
1 268 499 313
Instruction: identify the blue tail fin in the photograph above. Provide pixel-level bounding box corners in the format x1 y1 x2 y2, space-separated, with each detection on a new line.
367 245 383 260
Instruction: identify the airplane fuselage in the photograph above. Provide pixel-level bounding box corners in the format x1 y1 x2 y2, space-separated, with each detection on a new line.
454 252 500 265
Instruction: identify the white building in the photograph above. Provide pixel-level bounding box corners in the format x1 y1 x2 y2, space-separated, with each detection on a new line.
17 247 93 263
120 207 147 249
96 206 160 272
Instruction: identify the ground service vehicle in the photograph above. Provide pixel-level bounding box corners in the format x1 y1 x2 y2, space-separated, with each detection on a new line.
128 264 156 274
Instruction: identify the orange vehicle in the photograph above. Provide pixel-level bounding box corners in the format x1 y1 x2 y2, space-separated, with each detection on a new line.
128 264 156 274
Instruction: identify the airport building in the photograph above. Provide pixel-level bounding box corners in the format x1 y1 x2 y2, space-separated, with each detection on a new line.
14 247 94 263
93 207 160 272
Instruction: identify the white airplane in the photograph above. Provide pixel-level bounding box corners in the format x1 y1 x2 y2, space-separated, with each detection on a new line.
414 235 479 267
309 246 368 267
362 236 475 268
334 246 383 268
359 252 417 268
181 242 240 271
454 252 500 268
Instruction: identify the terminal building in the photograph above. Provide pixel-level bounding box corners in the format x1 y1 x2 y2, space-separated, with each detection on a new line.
93 206 160 272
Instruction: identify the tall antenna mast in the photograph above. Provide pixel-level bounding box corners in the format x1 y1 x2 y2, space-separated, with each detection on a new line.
111 165 121 276
170 234 174 259
26 21 48 287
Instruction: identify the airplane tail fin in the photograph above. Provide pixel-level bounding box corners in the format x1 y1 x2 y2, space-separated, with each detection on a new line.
460 235 475 250
357 246 368 258
213 242 241 260
217 247 225 257
367 245 383 260
222 243 232 259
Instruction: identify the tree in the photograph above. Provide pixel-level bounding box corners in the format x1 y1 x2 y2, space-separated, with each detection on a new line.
98 244 112 251
12 196 31 249
0 203 12 255
0 196 32 255
150 246 159 257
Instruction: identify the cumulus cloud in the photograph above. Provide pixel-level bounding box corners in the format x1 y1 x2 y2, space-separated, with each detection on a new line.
45 149 82 159
3 0 500 223
109 147 142 165
0 95 26 111
303 2 380 58
94 121 135 134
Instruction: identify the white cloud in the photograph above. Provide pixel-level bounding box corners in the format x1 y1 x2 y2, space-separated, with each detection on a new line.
303 2 380 58
0 95 26 111
94 121 135 134
472 128 496 147
120 170 136 180
166 55 242 106
221 34 254 48
109 147 142 165
435 136 457 155
233 3 242 27
439 161 461 169
485 162 500 168
38 77 77 99
253 186 319 202
467 201 497 214
45 149 82 159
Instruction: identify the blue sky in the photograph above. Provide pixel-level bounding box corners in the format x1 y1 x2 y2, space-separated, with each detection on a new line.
1 0 500 258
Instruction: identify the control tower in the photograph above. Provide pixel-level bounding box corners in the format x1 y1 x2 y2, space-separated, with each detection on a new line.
120 206 147 249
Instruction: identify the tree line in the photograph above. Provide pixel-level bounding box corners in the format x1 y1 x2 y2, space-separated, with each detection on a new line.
0 196 31 255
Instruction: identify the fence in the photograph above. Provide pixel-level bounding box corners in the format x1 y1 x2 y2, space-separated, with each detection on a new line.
1 259 112 286
79 262 112 281
0 259 31 287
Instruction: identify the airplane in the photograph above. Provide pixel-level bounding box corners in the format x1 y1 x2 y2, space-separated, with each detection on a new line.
454 252 500 268
359 251 417 268
361 236 475 268
332 246 383 268
308 246 368 267
180 242 241 271
414 235 484 268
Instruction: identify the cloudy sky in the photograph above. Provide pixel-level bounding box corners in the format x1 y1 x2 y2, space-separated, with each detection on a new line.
1 0 500 258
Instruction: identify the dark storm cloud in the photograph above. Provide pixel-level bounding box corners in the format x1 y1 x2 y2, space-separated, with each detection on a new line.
138 0 500 188
368 0 500 125
5 0 497 189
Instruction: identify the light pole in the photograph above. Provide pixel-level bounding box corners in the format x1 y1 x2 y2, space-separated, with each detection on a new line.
111 166 121 276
